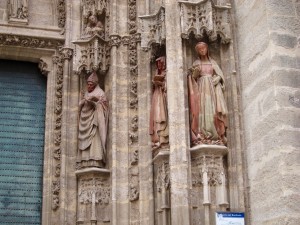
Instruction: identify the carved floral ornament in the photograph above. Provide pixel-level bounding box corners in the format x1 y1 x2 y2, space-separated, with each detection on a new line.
0 34 64 49
179 0 232 43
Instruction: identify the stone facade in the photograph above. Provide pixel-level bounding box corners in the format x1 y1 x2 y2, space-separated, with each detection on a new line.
0 0 298 225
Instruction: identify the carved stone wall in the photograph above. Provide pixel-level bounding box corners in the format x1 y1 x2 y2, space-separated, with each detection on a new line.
0 1 298 225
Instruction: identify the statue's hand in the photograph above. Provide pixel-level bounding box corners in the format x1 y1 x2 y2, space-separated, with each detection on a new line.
89 96 99 102
192 66 200 78
213 75 221 86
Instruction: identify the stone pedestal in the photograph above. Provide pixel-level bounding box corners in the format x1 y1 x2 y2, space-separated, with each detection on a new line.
153 151 171 225
190 145 229 225
76 168 111 225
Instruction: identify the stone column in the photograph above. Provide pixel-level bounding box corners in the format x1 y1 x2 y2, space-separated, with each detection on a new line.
110 0 130 224
164 1 191 225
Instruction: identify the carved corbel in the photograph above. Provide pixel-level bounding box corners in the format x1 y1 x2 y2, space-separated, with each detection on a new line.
139 7 166 48
179 0 232 44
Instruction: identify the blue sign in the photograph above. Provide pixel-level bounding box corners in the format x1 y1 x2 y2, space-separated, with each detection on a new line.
216 212 245 225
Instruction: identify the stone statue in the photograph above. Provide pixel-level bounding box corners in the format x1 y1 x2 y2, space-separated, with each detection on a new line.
9 0 28 20
149 56 169 149
84 13 104 37
188 42 228 146
77 72 109 168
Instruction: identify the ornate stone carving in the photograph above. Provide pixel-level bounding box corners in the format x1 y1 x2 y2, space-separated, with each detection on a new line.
61 47 74 60
109 35 121 47
0 34 64 49
51 51 64 211
73 36 110 74
154 160 170 224
81 0 109 39
191 151 228 207
77 175 110 223
121 35 131 45
38 59 49 76
52 180 60 210
57 0 66 29
139 7 166 48
129 166 139 202
8 0 28 24
156 161 170 192
73 0 110 75
130 149 139 165
128 0 140 214
179 0 232 43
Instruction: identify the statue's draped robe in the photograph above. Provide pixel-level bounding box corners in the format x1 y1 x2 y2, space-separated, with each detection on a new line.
188 58 227 143
78 85 108 167
149 71 169 146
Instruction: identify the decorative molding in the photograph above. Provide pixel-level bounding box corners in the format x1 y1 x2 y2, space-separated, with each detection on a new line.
121 35 131 45
128 0 140 212
73 35 110 74
51 50 64 211
178 0 232 43
77 175 111 223
156 161 170 192
129 166 139 202
61 47 74 60
81 0 110 39
139 7 166 48
0 34 64 49
57 0 66 29
109 35 121 47
191 152 228 207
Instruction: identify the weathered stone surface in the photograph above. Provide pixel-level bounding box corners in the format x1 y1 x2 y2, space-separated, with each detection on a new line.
271 32 298 49
0 0 298 225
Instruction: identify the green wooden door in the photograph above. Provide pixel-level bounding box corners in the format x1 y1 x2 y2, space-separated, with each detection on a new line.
0 60 46 224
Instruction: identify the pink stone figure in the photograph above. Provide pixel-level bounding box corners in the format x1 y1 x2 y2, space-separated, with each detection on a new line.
149 56 169 149
77 72 109 168
188 42 228 146
84 14 104 36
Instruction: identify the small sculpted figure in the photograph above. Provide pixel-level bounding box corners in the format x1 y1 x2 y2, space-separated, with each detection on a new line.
77 72 109 168
149 56 169 149
84 14 104 36
188 42 228 146
9 0 28 19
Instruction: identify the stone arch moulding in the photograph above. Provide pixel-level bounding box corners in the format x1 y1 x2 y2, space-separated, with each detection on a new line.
0 33 65 224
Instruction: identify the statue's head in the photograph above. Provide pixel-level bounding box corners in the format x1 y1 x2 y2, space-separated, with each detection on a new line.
87 72 98 92
89 15 98 25
195 42 209 58
156 56 166 70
